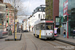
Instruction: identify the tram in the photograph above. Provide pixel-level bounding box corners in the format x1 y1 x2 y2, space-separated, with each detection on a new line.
33 19 55 39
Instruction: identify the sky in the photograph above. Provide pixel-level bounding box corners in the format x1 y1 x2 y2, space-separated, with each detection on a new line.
22 0 45 15
3 0 45 23
4 0 45 15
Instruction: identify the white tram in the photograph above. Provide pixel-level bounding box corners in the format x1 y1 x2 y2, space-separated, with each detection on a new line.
33 19 55 39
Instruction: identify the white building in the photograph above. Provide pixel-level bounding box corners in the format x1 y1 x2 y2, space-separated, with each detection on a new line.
0 3 6 37
22 19 27 31
29 6 46 32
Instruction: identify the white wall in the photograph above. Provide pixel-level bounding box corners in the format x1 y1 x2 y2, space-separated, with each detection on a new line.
23 20 27 31
29 12 45 32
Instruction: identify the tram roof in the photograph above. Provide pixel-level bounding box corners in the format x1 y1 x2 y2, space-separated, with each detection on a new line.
34 19 54 26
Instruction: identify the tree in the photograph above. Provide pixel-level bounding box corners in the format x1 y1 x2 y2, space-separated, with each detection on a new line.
4 0 27 16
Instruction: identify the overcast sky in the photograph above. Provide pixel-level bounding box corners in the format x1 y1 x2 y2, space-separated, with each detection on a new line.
4 0 45 16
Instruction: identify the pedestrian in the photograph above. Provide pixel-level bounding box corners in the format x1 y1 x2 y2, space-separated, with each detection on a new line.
54 27 58 37
73 29 75 38
63 29 66 38
19 25 21 33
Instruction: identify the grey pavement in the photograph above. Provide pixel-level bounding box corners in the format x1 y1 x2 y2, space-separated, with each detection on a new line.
5 33 21 39
0 33 25 50
0 32 75 50
56 35 75 45
23 32 61 50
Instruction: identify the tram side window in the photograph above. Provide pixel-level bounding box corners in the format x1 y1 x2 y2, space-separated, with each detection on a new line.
36 25 40 30
41 25 45 30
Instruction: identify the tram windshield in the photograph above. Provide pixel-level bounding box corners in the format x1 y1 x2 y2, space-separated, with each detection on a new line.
46 23 53 30
41 23 54 30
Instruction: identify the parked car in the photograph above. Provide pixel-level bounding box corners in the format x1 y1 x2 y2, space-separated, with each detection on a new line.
2 31 8 36
23 30 28 32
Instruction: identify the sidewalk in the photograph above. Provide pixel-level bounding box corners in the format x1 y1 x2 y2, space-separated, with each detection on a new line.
56 35 75 46
5 33 22 40
0 33 25 50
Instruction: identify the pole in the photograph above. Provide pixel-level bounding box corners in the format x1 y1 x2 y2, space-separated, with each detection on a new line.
67 15 69 38
14 0 15 40
67 0 69 38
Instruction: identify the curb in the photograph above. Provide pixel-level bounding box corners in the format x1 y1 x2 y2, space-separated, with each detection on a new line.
5 33 22 41
56 39 75 46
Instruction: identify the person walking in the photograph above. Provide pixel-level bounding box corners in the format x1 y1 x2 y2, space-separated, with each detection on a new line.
7 25 11 35
63 29 66 38
19 25 21 33
54 27 58 37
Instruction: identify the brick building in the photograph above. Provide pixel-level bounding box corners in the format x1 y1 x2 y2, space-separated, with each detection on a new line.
4 3 17 33
45 0 59 27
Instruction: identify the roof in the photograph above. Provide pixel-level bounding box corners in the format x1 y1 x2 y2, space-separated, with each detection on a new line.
4 3 18 12
32 6 45 15
34 19 54 26
4 3 14 9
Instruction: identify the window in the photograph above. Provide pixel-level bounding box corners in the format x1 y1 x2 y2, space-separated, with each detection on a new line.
7 13 8 15
46 23 54 30
56 18 60 22
36 25 40 30
39 8 41 11
41 24 45 30
38 14 40 18
43 14 45 19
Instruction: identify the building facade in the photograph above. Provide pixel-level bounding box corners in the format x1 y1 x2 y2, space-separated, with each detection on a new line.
4 3 17 33
0 3 6 30
0 1 6 37
22 19 27 31
59 0 75 37
29 6 45 32
45 0 59 27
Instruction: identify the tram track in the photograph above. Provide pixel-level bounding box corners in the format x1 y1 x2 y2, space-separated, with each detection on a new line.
29 38 38 50
45 40 75 50
45 41 64 50
31 33 74 50
27 35 38 50
23 33 38 50
55 40 75 50
23 32 75 50
21 33 27 50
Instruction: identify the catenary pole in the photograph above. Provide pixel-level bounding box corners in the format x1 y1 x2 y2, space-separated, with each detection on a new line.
14 0 16 40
